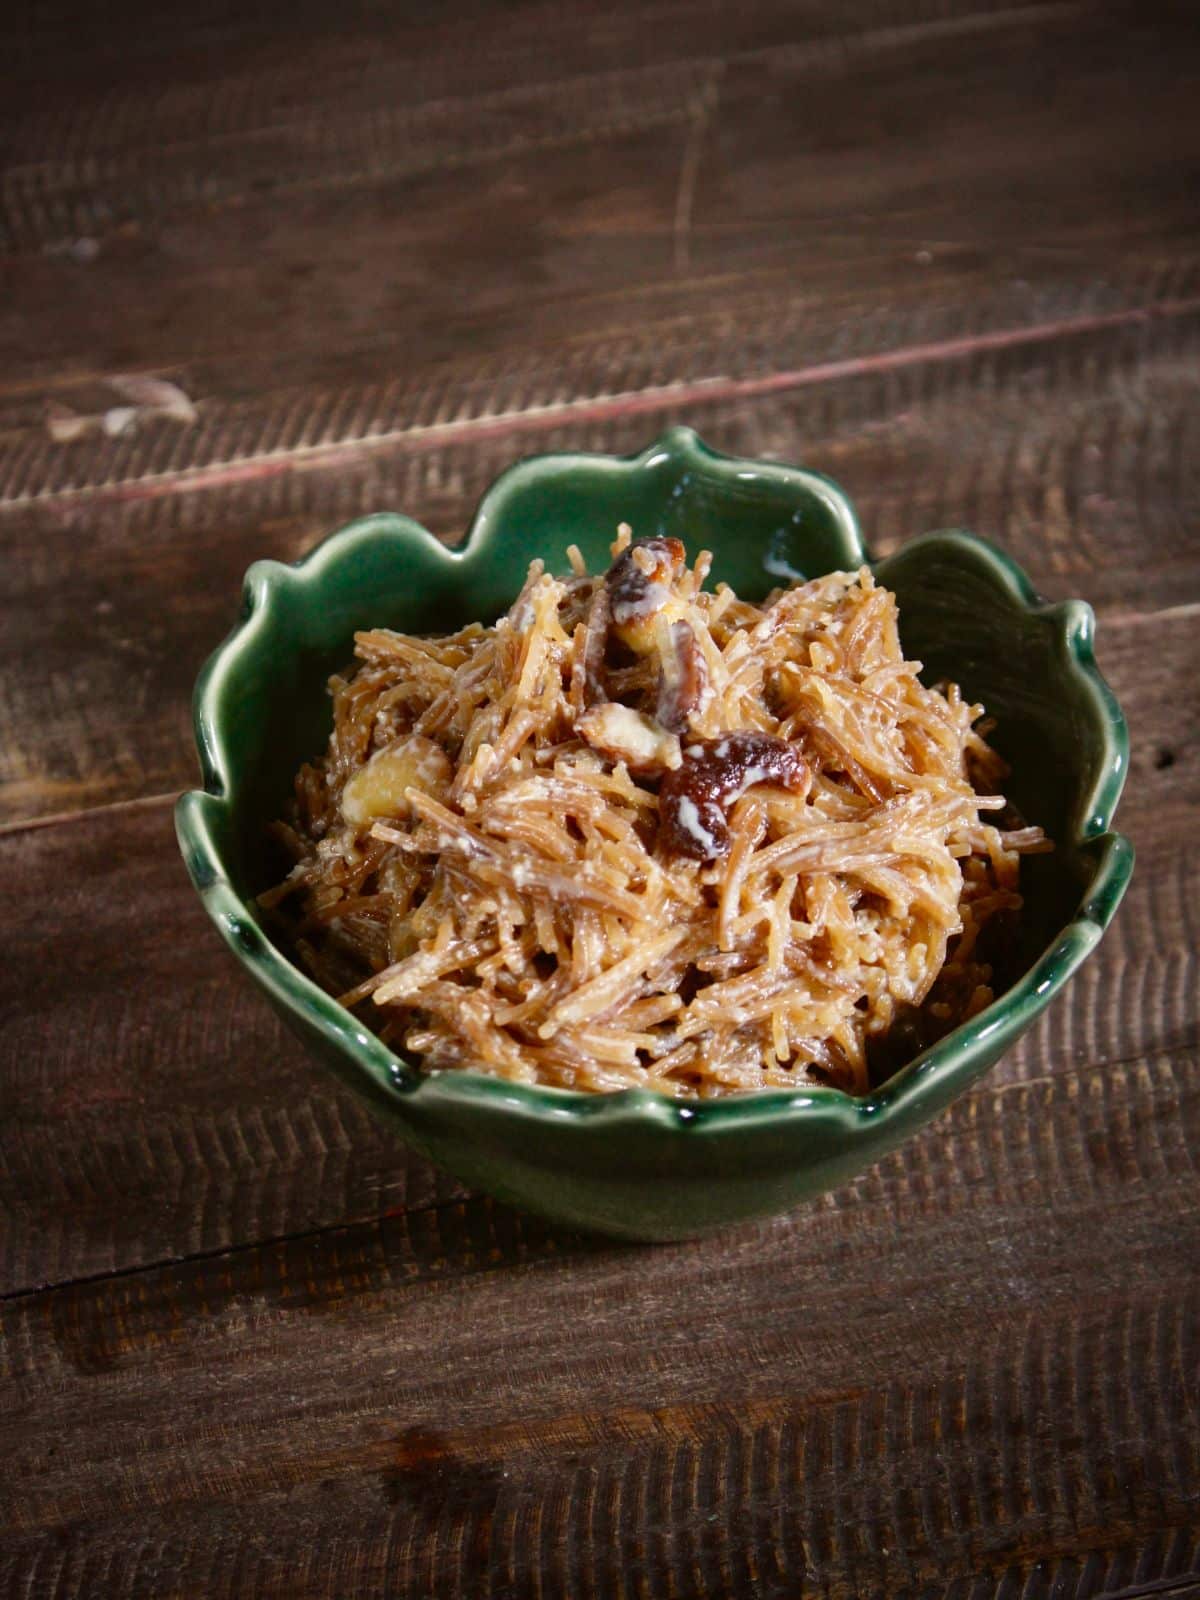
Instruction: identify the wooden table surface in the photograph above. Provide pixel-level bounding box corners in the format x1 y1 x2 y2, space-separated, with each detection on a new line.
3 3 1199 1595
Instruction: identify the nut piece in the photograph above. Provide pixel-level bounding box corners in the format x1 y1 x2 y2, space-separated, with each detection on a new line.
341 735 453 827
606 537 687 653
659 733 809 861
577 702 683 772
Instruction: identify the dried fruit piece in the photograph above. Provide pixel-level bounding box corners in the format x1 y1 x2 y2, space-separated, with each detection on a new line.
659 733 809 860
606 536 687 652
570 581 611 711
656 619 709 733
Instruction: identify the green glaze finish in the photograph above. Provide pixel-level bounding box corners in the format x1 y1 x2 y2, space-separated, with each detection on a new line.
176 427 1132 1241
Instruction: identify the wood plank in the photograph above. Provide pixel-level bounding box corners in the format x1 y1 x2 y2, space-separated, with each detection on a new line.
0 610 1194 1294
3 264 1197 512
2 1 1198 821
3 2 1176 263
1 333 1197 824
2 6 1197 410
0 0 1102 120
2 1042 1197 1596
0 802 466 1298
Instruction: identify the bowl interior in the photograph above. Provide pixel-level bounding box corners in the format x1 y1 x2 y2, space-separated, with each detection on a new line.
196 434 1125 1099
205 439 866 900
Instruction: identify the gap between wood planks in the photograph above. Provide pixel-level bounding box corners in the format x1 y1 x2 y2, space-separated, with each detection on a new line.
6 295 1200 511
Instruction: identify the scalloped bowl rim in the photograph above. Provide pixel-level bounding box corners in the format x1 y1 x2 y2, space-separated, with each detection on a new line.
176 427 1133 1139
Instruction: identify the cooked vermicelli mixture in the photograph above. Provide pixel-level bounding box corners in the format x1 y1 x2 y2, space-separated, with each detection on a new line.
263 527 1049 1096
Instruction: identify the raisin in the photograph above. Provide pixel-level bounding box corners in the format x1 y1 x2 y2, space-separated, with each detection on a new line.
659 733 809 861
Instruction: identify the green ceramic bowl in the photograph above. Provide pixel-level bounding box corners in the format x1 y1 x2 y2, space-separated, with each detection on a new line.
176 427 1132 1241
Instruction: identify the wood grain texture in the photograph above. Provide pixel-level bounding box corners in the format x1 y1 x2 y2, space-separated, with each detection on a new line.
1 329 1197 823
0 1 1163 259
0 802 466 1298
2 271 1197 511
0 609 1193 1296
2 6 1197 444
3 0 1199 1591
1 0 1198 823
2 1045 1198 1594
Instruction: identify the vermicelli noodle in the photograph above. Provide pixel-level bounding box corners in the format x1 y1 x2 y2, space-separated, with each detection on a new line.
263 527 1049 1096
